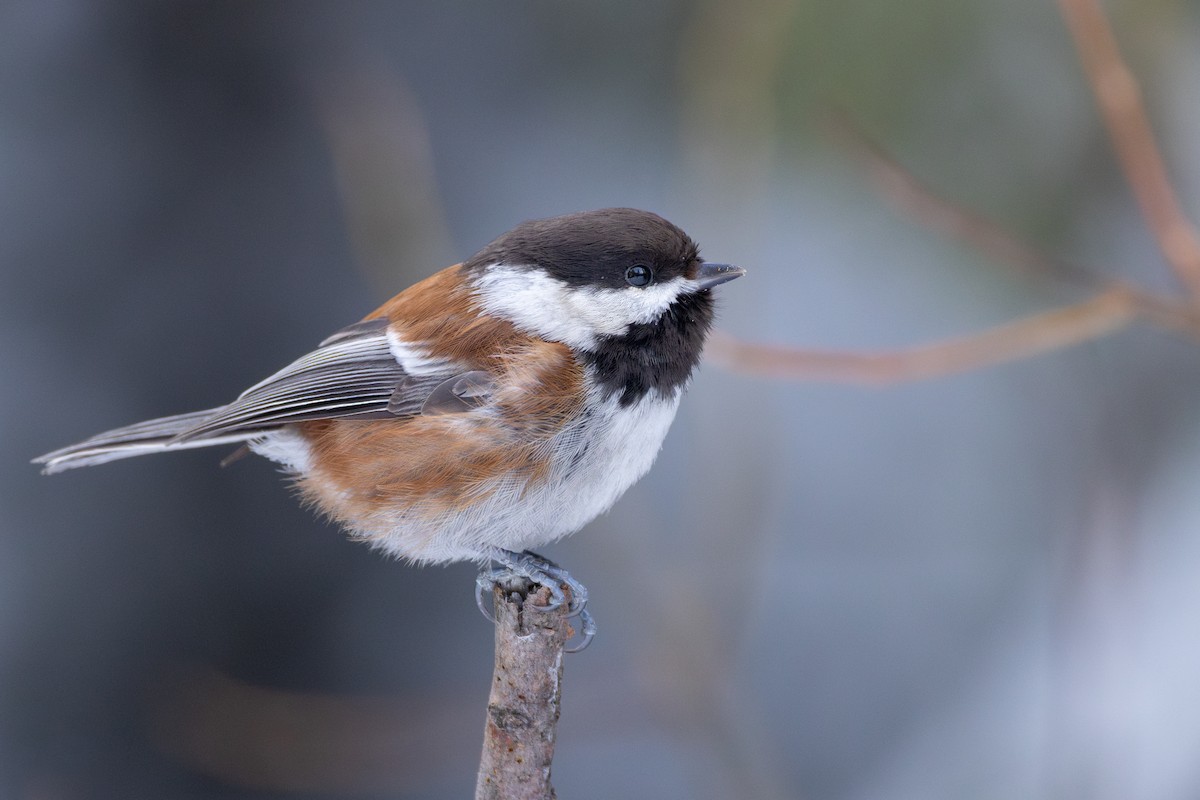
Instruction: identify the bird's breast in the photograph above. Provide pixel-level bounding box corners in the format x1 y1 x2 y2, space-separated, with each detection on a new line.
539 387 683 529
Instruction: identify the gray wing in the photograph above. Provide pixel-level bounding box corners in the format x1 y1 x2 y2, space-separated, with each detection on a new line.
175 318 483 441
35 318 497 474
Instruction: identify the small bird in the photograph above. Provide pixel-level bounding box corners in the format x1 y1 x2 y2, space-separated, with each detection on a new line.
35 208 744 648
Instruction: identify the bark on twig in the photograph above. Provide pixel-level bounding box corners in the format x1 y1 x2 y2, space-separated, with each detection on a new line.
475 584 569 800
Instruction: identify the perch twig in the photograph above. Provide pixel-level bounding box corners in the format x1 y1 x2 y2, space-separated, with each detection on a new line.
476 584 570 800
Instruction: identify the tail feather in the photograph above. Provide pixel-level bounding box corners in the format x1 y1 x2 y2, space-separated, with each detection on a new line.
33 408 262 474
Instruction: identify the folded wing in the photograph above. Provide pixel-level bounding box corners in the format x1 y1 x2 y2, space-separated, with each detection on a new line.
35 318 490 473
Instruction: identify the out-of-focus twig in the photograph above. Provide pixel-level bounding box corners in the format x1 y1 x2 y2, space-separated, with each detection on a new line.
1058 0 1200 299
708 288 1136 385
822 113 1200 340
823 110 1091 286
713 92 1200 384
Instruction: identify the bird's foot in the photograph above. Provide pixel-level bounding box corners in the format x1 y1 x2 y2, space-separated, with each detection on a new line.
475 549 596 652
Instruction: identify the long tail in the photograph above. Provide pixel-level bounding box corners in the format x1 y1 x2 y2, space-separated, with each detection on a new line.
34 408 262 474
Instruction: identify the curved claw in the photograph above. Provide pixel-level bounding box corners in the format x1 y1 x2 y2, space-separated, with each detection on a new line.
475 571 498 623
565 608 597 652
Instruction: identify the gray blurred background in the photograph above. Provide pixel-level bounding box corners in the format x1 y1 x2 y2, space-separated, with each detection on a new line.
5 1 1200 798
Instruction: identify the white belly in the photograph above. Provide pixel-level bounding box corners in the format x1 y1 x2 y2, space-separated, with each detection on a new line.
389 389 682 564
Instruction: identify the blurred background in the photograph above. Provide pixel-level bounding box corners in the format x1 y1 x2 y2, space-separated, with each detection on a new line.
5 1 1200 798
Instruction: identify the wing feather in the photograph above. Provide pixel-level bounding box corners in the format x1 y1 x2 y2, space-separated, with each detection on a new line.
34 317 498 473
174 322 459 441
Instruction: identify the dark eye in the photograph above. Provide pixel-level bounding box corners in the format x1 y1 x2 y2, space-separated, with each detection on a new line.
625 264 653 287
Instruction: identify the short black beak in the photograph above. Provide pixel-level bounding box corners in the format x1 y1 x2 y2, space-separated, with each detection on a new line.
695 262 746 290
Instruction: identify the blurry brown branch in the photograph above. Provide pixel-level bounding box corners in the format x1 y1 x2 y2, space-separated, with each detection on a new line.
1058 0 1200 299
707 288 1135 385
713 3 1200 383
823 110 1091 286
476 585 570 800
822 112 1200 338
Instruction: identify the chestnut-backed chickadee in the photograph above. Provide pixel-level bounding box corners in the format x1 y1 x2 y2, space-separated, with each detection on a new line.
36 208 745 648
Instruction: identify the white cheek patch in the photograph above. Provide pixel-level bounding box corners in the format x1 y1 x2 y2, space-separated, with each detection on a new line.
580 276 689 327
473 264 691 350
473 266 601 349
